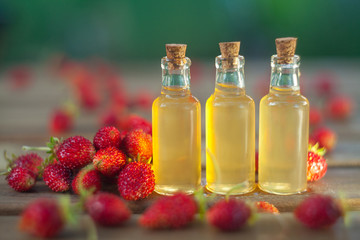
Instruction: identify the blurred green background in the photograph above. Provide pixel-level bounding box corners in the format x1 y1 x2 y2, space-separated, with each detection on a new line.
0 0 359 63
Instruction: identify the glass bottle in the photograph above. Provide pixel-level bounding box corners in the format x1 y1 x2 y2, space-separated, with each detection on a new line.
206 42 255 195
152 44 201 195
259 38 309 195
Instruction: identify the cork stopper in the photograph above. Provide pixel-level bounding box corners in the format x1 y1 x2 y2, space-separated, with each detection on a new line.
165 44 187 69
219 41 240 69
219 42 240 58
275 37 297 64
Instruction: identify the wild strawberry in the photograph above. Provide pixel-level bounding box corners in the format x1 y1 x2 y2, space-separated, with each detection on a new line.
309 107 323 127
117 162 155 201
294 195 343 228
118 114 152 135
307 144 327 182
314 72 337 97
49 108 74 134
8 65 32 90
6 167 36 192
123 129 152 163
207 199 252 231
72 166 101 195
93 147 127 177
326 96 354 121
255 201 279 214
310 127 337 151
19 198 64 238
57 136 96 169
93 126 122 150
9 152 43 177
132 90 154 110
139 193 197 229
43 163 72 192
85 192 131 226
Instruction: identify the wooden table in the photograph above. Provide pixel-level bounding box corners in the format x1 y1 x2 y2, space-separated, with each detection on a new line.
0 60 359 239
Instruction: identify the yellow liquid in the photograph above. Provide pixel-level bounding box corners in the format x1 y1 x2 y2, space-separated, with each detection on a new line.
259 87 309 195
152 87 201 195
206 84 256 195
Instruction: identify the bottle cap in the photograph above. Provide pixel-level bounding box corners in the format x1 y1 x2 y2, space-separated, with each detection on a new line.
219 41 240 69
275 37 297 64
219 42 240 58
165 44 187 69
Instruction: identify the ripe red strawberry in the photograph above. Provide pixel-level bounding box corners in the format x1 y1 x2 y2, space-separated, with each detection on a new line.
93 126 122 150
309 107 323 127
307 144 327 182
12 153 43 177
207 199 251 231
310 127 337 152
326 96 354 121
118 114 152 135
85 192 131 226
132 90 154 110
314 72 337 97
294 195 343 228
139 193 197 229
72 167 101 195
117 162 155 201
93 147 127 177
43 164 72 192
49 108 74 134
255 201 279 214
6 167 36 192
57 136 96 169
19 198 64 238
123 129 152 163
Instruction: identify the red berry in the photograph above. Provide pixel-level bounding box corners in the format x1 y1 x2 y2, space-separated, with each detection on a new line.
310 127 337 152
117 162 155 201
56 136 96 169
19 198 64 238
326 96 354 121
307 145 327 182
7 167 36 192
85 192 131 226
93 147 127 177
72 167 102 195
93 126 122 150
13 153 43 177
295 195 343 228
118 114 152 135
132 90 154 110
314 72 337 97
255 201 279 214
123 129 152 163
43 164 72 192
49 109 73 134
309 107 323 126
139 193 197 229
207 199 251 231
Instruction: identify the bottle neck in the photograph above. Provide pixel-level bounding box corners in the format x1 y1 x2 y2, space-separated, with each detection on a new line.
161 57 191 96
214 55 245 96
270 55 300 94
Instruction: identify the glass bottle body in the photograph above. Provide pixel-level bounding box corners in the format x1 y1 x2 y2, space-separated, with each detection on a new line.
206 56 255 195
259 55 309 195
152 57 201 195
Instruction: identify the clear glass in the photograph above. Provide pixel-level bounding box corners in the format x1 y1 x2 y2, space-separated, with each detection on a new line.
152 56 201 195
259 55 309 195
206 55 255 195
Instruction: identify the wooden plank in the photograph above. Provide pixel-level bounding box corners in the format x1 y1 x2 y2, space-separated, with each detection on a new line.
0 212 359 240
1 167 360 216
